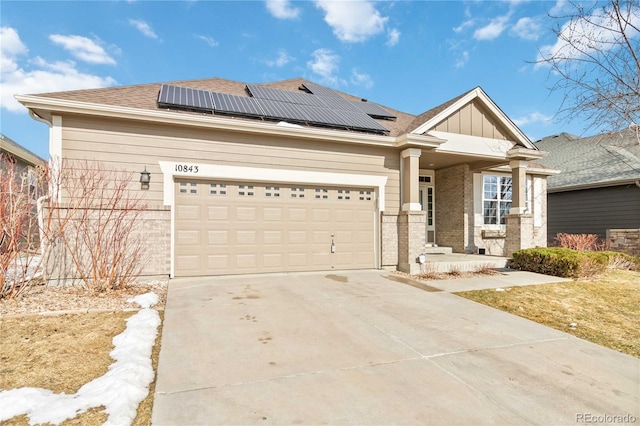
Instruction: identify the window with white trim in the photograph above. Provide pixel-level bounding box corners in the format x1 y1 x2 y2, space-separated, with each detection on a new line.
483 175 512 225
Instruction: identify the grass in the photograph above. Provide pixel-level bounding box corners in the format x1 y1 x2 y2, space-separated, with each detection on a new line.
456 269 640 358
0 310 163 425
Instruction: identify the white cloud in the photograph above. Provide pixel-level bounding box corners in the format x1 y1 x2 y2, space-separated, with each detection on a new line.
473 14 511 40
1 27 116 113
549 0 569 16
49 34 116 65
350 69 373 89
455 50 470 69
196 35 219 47
265 0 300 19
266 49 294 67
315 0 388 42
386 28 400 46
510 17 542 41
536 5 640 65
512 111 553 127
453 18 475 33
128 19 158 39
307 48 340 85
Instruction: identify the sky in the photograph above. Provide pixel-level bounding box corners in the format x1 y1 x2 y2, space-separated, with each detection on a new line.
0 0 605 160
0 291 160 425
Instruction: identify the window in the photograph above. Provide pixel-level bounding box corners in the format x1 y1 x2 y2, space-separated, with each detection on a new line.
483 175 512 225
209 183 227 196
179 182 198 194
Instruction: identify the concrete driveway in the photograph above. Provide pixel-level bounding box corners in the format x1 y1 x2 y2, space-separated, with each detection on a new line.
152 270 639 425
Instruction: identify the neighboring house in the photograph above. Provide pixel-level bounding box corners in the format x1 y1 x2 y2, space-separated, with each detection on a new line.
16 78 554 278
536 130 640 243
0 133 47 251
0 133 46 195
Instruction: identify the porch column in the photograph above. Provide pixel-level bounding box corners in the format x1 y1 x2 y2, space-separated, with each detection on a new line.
509 160 528 214
398 148 426 274
506 160 533 256
401 148 421 211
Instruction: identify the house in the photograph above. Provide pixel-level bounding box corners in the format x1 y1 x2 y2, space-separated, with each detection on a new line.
16 78 554 278
1 133 46 193
0 133 47 251
535 130 640 243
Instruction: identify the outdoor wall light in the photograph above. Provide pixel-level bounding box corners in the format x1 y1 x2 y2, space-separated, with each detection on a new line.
140 167 151 190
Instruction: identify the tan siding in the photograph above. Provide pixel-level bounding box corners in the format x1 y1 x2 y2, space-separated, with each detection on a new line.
60 115 401 210
431 100 513 141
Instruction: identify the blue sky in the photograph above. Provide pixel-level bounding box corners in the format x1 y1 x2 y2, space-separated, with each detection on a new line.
1 0 598 159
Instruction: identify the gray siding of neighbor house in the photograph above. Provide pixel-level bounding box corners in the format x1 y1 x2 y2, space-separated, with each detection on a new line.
547 185 640 242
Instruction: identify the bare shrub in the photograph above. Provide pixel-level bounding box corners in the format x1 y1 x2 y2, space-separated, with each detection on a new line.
0 153 46 299
474 263 499 275
554 233 610 251
416 262 441 280
446 265 463 277
42 159 148 292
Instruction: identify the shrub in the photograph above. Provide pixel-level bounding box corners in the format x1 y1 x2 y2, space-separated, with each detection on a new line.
554 233 609 251
510 248 640 278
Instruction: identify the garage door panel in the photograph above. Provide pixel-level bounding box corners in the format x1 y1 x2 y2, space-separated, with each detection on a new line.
207 206 229 220
236 230 257 245
176 230 200 245
176 205 200 220
263 230 283 244
288 208 307 221
207 255 230 270
263 207 283 221
236 207 257 221
175 179 376 276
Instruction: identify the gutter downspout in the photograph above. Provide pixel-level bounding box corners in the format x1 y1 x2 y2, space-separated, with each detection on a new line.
29 110 52 127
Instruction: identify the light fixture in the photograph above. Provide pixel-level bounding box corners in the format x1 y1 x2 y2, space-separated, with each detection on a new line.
140 167 151 190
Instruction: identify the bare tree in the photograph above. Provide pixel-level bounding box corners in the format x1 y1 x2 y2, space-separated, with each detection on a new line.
42 159 148 292
537 0 640 136
0 153 46 299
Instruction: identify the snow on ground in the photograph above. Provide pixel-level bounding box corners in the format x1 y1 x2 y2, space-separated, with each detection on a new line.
0 292 161 426
2 254 42 284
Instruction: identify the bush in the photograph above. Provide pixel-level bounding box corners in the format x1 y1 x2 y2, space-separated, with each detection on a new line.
554 233 609 251
509 248 640 278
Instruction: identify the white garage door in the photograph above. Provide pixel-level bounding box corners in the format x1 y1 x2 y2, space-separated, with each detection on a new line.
174 179 376 276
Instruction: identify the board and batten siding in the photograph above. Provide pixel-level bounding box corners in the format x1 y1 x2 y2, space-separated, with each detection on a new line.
432 100 509 140
59 115 401 210
547 185 640 242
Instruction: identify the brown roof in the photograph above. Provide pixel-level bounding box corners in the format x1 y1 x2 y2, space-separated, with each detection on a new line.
29 77 476 138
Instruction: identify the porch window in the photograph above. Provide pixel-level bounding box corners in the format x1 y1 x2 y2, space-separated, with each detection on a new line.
483 175 512 224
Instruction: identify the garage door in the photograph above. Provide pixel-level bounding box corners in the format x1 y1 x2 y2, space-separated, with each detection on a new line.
174 179 376 276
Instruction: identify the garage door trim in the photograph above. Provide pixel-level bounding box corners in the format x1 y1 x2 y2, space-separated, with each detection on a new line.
159 161 388 277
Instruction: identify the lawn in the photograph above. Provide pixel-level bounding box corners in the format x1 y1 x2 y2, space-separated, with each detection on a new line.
0 311 163 425
456 269 640 358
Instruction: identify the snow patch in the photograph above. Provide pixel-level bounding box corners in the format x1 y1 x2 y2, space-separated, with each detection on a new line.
0 292 161 426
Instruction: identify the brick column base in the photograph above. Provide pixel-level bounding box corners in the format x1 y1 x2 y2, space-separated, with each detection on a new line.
398 210 426 274
505 214 533 257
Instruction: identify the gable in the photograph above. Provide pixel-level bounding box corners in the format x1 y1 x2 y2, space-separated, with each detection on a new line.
432 100 511 140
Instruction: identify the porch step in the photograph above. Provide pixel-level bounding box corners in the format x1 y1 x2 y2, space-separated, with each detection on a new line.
423 246 453 255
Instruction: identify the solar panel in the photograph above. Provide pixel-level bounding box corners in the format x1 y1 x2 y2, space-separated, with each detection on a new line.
337 109 390 132
247 85 327 107
302 82 343 98
211 92 264 117
254 99 310 122
317 96 360 112
350 100 397 119
158 84 214 111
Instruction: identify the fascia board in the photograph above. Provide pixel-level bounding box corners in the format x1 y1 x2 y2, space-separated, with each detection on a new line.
15 95 398 148
410 88 536 150
548 178 640 193
395 133 446 149
491 164 560 176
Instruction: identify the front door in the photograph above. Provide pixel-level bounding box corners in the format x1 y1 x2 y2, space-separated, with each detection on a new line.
419 179 435 245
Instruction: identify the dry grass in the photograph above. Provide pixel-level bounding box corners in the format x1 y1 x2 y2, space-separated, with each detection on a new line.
456 270 640 358
0 310 163 425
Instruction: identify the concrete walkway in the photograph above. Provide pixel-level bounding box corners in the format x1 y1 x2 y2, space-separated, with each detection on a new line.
152 270 639 425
